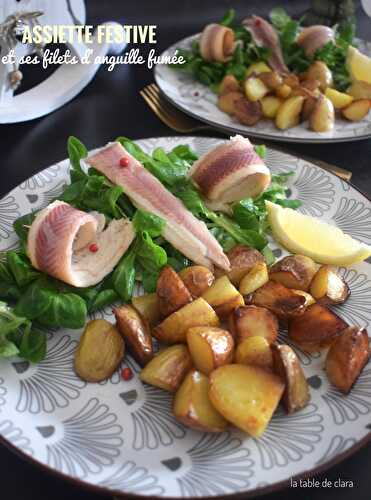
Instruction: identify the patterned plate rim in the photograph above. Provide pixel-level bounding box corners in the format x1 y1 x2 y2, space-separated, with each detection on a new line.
154 34 371 144
0 136 370 499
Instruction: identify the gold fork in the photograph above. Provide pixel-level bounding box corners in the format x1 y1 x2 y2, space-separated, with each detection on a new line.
140 83 352 182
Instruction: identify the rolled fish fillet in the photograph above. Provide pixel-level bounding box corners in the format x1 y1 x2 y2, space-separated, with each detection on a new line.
297 25 334 57
189 135 271 203
27 200 135 287
86 142 230 271
199 23 235 62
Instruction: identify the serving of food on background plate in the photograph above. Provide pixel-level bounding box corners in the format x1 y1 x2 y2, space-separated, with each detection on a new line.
0 131 370 496
155 7 371 142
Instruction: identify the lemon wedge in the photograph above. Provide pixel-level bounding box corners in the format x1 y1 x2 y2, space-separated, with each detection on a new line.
346 46 371 84
266 201 371 266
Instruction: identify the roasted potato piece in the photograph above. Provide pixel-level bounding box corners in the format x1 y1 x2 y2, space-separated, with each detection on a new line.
202 276 244 318
310 265 350 305
269 254 317 292
309 94 335 132
239 262 269 295
246 281 306 320
74 319 124 382
153 297 219 344
301 79 321 92
234 98 262 126
187 326 234 375
276 95 304 130
132 293 161 326
229 305 279 344
272 344 310 413
139 344 192 392
179 265 215 298
301 96 318 121
325 87 354 109
209 364 285 437
114 305 153 367
259 71 283 90
173 369 228 432
218 91 244 115
292 289 316 307
276 83 292 99
304 61 333 91
215 244 264 285
288 303 348 350
245 61 271 77
261 96 283 119
244 76 269 102
235 336 273 370
347 80 371 100
326 326 370 394
342 99 370 121
156 266 192 317
219 74 240 95
283 73 300 89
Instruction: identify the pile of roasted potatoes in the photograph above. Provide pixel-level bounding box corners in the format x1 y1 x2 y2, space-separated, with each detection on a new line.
218 61 371 132
74 245 370 438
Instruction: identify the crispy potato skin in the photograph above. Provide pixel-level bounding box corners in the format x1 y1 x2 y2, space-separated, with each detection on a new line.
219 74 240 95
259 71 283 90
209 364 285 437
187 326 234 375
153 297 220 344
179 266 215 298
288 303 348 350
218 91 244 115
202 276 244 318
114 305 153 367
246 281 307 320
272 344 310 413
132 293 161 326
74 319 124 382
139 344 192 392
173 369 228 432
156 266 192 317
310 265 350 305
229 305 279 344
269 254 317 291
304 61 333 91
342 99 370 121
234 98 262 126
215 245 265 285
309 94 335 132
235 336 273 370
326 326 370 394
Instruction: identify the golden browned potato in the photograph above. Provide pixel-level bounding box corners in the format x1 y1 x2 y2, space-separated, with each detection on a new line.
283 73 300 89
304 61 333 91
215 245 264 285
301 79 321 92
234 97 263 126
74 319 125 382
291 289 316 307
218 91 244 115
246 281 307 320
288 303 348 350
309 94 335 132
275 95 304 130
259 71 283 90
156 266 192 317
244 76 269 101
114 305 153 367
173 369 228 432
326 326 370 394
342 99 370 121
209 364 285 437
239 262 269 295
179 265 215 298
269 254 317 292
202 276 244 318
276 83 292 99
302 96 318 121
153 297 219 344
261 96 283 119
325 87 354 109
186 326 234 375
219 74 240 95
235 336 273 370
229 305 279 344
139 344 192 392
272 344 310 413
310 265 350 305
132 293 161 326
347 80 371 100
